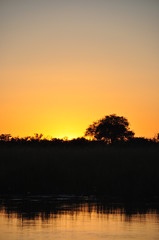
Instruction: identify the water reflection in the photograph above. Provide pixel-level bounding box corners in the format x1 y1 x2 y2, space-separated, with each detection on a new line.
1 195 159 221
0 195 159 240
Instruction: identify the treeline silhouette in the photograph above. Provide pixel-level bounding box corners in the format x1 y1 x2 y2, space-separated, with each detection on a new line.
0 114 159 198
0 133 158 147
0 114 158 145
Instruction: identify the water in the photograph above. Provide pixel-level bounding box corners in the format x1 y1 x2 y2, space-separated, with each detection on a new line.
0 196 159 240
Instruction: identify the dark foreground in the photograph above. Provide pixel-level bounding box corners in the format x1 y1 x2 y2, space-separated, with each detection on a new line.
0 142 159 199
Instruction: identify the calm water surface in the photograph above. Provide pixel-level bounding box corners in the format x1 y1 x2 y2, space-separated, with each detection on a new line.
0 196 159 240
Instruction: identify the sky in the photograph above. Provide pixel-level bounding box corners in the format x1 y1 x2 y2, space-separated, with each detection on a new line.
0 0 159 139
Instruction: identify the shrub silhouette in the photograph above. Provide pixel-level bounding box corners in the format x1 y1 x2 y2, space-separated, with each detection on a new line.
0 134 12 141
85 114 134 143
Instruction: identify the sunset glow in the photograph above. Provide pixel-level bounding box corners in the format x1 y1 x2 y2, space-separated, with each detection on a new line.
1 0 159 139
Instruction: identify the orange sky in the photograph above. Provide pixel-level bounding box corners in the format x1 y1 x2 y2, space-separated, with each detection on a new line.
0 0 159 139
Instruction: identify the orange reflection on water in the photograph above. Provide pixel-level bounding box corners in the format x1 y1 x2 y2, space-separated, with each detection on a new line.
0 204 159 240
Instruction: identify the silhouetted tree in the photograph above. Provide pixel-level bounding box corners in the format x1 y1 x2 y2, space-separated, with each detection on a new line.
85 114 134 143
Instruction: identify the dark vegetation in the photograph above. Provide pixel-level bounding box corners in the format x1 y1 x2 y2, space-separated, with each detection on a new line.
85 114 134 143
0 140 159 198
0 114 159 198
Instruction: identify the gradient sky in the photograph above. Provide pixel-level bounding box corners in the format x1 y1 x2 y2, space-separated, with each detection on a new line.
1 0 159 139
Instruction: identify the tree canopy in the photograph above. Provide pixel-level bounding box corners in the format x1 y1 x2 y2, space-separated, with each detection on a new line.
85 114 134 143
